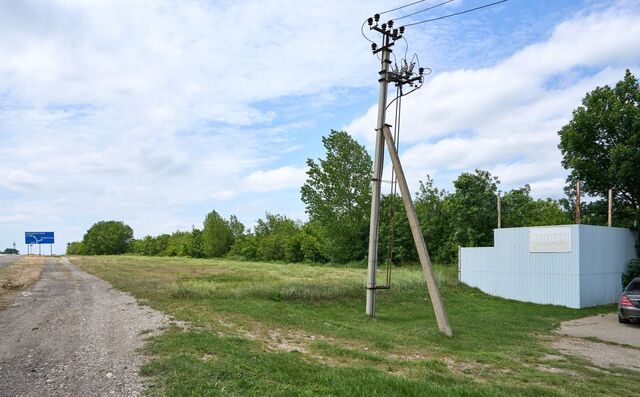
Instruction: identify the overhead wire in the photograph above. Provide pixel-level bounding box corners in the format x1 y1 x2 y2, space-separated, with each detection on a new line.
404 0 508 26
392 0 455 21
384 84 403 288
378 0 431 15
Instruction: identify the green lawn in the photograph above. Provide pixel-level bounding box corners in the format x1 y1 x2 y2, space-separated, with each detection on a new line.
70 255 639 396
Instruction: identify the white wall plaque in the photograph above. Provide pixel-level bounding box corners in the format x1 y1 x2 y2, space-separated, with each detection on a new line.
529 227 572 253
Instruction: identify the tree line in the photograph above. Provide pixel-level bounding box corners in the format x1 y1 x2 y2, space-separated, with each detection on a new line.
65 136 575 265
67 70 640 272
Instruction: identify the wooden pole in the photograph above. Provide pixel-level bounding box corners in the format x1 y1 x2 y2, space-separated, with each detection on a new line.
608 189 613 227
497 191 501 229
381 125 453 337
575 180 581 224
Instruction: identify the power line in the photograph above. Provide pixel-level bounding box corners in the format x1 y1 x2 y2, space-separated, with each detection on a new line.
393 0 455 21
404 0 508 27
379 0 431 15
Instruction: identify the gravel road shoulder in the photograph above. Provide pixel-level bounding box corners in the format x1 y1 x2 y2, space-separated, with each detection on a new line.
552 313 640 371
0 257 170 396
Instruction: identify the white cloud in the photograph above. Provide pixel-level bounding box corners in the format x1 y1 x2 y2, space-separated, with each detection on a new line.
242 166 307 194
0 0 394 251
1 1 638 253
346 5 640 197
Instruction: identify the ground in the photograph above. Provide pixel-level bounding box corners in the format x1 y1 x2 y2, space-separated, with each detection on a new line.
553 313 640 371
0 254 20 270
0 257 169 396
1 255 638 397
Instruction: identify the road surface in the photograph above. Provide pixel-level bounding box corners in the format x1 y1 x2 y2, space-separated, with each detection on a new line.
0 254 19 270
558 312 640 348
553 312 640 371
0 258 169 397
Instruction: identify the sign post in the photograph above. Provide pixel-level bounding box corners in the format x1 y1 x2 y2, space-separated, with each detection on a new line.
25 232 55 256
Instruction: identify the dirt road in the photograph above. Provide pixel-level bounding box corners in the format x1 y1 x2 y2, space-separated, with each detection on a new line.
0 258 169 397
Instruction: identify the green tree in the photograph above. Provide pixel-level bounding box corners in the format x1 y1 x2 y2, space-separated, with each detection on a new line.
415 176 455 263
502 185 570 227
188 228 205 258
379 194 415 264
228 215 245 239
202 210 234 257
558 69 640 227
82 220 133 255
254 213 300 261
301 130 372 263
65 241 84 255
447 170 499 249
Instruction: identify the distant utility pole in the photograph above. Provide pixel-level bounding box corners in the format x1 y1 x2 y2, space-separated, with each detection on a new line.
364 14 452 336
497 191 501 229
608 189 613 227
575 180 581 224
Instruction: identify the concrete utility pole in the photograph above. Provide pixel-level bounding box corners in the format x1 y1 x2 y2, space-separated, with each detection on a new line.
365 16 392 317
382 125 452 336
363 15 452 336
497 191 501 229
608 189 613 227
575 180 581 224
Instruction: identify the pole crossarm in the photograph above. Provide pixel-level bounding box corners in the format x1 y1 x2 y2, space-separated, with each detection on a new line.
381 124 453 337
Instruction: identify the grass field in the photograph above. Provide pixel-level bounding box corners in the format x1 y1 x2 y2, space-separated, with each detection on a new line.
70 255 639 396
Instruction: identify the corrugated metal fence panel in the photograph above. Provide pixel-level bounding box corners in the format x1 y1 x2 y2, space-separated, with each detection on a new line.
578 225 638 307
459 225 640 308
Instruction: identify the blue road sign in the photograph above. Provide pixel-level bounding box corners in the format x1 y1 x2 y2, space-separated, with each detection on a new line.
25 232 55 244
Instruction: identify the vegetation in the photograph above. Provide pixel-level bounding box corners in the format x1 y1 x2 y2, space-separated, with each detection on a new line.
80 220 134 255
558 69 640 229
69 255 639 396
622 258 640 288
0 256 45 310
558 69 640 283
2 248 19 254
203 210 235 258
68 70 640 265
301 130 372 263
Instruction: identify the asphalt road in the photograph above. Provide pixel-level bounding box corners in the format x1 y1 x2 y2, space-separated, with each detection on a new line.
0 258 169 397
0 254 20 270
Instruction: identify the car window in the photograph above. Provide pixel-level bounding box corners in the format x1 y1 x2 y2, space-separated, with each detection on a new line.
626 279 640 294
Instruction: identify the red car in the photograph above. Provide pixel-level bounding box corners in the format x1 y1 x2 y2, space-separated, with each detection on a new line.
619 277 640 323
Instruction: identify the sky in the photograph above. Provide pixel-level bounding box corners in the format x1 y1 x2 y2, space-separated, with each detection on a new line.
1 0 639 254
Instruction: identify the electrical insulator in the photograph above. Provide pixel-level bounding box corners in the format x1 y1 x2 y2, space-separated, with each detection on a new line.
381 23 386 30
419 67 424 75
399 26 405 34
367 17 373 26
374 14 380 22
388 20 394 28
371 43 377 51
393 28 398 36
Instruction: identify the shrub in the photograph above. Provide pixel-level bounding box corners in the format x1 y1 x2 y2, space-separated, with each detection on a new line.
622 257 640 288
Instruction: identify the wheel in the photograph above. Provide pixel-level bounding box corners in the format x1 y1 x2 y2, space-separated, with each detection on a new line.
618 314 630 324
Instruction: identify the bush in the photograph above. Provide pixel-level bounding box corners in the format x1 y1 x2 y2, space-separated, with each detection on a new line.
228 235 258 260
66 241 85 255
622 258 640 288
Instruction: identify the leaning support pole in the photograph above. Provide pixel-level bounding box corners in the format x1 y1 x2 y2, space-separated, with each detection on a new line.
381 125 453 337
